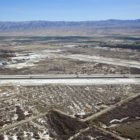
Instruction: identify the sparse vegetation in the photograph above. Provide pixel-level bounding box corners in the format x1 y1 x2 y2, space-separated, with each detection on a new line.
0 34 140 139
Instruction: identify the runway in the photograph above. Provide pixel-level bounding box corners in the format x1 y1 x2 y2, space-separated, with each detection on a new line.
0 74 140 86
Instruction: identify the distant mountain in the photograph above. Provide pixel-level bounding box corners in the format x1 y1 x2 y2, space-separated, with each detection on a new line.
0 20 140 36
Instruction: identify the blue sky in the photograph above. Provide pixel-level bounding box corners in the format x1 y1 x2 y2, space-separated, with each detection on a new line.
0 0 140 21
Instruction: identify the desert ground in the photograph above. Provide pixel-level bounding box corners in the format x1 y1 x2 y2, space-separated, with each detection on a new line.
0 35 140 139
0 36 140 75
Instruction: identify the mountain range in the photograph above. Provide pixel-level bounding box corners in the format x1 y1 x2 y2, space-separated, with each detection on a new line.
0 19 140 36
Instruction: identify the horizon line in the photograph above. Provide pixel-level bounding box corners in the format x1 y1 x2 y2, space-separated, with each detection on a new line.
0 19 140 22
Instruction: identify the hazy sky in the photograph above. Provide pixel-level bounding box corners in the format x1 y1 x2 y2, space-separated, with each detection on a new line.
0 0 140 21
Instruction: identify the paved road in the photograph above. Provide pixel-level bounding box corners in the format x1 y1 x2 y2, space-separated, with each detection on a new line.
0 74 140 79
0 74 140 85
